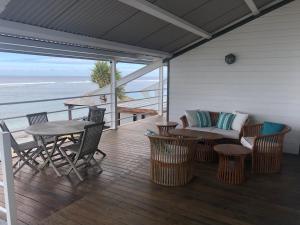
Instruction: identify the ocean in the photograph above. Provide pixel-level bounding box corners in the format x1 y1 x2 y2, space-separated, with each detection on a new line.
0 76 158 132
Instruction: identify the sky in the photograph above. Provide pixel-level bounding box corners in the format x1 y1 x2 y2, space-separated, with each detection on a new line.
0 52 159 78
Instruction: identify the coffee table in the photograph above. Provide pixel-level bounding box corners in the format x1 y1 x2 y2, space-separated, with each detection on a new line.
156 121 178 136
214 144 251 184
169 129 223 161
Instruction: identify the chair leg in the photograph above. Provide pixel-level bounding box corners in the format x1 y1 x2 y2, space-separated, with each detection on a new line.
96 149 106 158
91 157 103 174
13 154 39 175
59 149 84 181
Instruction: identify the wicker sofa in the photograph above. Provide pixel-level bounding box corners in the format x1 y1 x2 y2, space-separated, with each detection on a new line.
180 111 247 144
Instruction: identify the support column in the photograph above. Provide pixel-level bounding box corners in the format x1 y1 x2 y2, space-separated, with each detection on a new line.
0 132 17 225
158 66 164 115
67 105 73 120
110 59 118 129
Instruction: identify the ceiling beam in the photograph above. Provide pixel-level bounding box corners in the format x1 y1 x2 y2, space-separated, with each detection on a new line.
0 0 10 13
0 19 171 59
244 0 260 15
117 0 211 39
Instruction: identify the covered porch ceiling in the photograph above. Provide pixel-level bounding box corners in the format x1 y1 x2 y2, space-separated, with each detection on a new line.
0 0 292 63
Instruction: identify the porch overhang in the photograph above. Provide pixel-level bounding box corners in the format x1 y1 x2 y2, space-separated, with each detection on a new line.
0 0 292 63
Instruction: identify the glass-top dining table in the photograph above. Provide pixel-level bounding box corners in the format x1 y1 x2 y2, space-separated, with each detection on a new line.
25 120 93 176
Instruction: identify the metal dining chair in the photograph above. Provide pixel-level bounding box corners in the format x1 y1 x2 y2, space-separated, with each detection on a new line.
0 121 41 175
59 122 105 181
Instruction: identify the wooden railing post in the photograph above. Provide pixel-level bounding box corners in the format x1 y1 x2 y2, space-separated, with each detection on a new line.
0 132 17 225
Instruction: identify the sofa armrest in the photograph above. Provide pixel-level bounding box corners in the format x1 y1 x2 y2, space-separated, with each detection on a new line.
242 124 263 137
180 115 189 128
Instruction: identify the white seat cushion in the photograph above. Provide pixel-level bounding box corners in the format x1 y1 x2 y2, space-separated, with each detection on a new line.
211 128 240 140
186 127 239 139
187 127 214 132
241 137 255 149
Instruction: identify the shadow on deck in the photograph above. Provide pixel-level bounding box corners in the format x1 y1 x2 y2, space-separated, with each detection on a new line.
1 115 300 225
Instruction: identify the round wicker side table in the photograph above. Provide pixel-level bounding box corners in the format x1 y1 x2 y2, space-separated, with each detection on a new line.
214 144 251 185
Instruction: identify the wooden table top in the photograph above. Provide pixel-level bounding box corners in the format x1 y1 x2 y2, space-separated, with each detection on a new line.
214 144 251 156
156 121 178 126
169 128 223 140
25 120 94 136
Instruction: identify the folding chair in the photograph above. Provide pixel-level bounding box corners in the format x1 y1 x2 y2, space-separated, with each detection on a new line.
74 107 107 157
0 121 41 175
59 122 104 181
88 106 106 123
26 112 66 163
88 107 106 157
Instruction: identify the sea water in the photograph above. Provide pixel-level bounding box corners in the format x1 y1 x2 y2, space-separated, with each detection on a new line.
0 76 158 132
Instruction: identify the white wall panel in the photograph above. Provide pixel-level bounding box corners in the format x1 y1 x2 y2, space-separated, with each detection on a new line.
169 1 300 154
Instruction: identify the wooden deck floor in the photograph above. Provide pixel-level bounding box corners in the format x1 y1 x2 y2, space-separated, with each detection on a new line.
1 115 300 225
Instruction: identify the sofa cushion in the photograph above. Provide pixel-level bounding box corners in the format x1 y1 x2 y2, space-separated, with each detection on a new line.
241 137 255 149
197 111 212 127
261 122 285 135
185 110 199 127
211 128 240 140
216 112 236 130
232 112 248 132
187 127 214 132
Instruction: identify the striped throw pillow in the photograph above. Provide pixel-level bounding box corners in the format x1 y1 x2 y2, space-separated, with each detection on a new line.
217 113 236 130
197 111 212 127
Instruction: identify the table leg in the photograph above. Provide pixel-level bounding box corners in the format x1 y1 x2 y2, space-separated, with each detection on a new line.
39 136 62 177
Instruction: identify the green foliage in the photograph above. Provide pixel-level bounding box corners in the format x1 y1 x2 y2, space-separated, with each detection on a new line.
91 61 126 100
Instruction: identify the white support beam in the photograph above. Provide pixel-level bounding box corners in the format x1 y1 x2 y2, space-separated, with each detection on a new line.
98 60 163 95
0 132 17 225
0 19 171 59
110 60 117 130
244 0 260 15
0 34 155 63
0 0 10 13
158 66 164 115
117 60 163 87
118 0 211 39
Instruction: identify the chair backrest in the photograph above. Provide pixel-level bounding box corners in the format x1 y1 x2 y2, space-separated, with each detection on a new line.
87 107 106 123
0 121 20 153
148 135 199 163
26 112 48 125
26 112 49 142
78 122 105 157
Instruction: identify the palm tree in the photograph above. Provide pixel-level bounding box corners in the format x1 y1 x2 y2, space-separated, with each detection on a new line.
91 61 126 100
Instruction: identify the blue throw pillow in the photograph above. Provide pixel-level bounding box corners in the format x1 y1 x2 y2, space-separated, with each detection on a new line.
197 111 212 127
261 122 284 135
216 112 236 130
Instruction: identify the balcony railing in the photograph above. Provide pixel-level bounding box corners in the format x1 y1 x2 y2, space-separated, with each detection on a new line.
0 89 167 135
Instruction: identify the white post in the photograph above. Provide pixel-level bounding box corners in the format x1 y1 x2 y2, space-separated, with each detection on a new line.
0 132 17 225
158 66 164 115
110 59 118 129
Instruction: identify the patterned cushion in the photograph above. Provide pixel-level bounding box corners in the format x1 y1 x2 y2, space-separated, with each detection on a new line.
197 111 212 127
185 110 199 127
216 112 236 130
